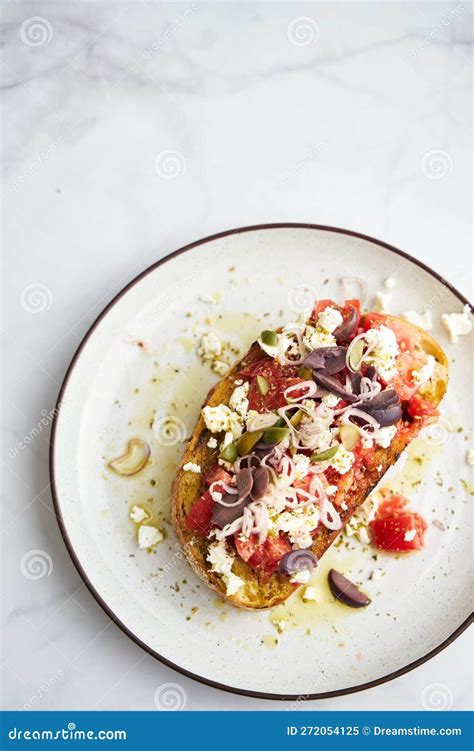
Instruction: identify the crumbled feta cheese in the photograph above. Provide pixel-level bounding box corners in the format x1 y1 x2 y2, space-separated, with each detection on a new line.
228 383 249 417
303 325 337 351
466 449 474 466
362 437 374 449
340 501 348 510
293 453 311 480
371 568 383 580
275 505 320 548
202 404 233 433
321 392 340 408
362 325 400 380
374 291 391 313
317 306 343 334
129 505 148 523
358 526 370 544
199 293 217 304
384 277 396 289
302 586 318 602
183 462 201 474
290 569 312 584
272 619 287 633
329 445 355 475
404 529 417 542
441 305 473 343
198 331 222 360
212 360 229 376
326 484 338 496
344 492 379 542
411 355 435 386
138 525 163 549
403 309 433 331
207 437 218 449
375 425 398 449
206 540 243 596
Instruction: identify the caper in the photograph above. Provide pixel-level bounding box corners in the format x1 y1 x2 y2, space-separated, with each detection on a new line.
220 443 238 463
261 330 278 347
236 430 263 456
256 375 269 395
263 426 290 445
310 444 339 463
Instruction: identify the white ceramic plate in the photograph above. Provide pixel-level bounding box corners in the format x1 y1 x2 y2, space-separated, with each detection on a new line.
51 224 473 699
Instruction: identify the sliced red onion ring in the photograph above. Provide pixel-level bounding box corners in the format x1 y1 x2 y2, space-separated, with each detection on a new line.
279 549 318 575
284 380 318 402
340 407 380 438
319 496 342 530
210 481 239 505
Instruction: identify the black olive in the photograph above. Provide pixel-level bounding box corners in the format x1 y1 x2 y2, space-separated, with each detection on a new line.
328 569 371 608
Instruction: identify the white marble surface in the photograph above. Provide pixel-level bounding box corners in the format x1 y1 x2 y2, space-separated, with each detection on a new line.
2 0 472 711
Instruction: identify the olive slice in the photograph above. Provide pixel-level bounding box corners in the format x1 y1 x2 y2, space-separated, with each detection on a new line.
250 466 269 500
363 388 399 412
211 496 249 529
303 346 347 375
339 424 360 451
370 403 403 427
256 375 269 395
236 467 253 499
262 426 290 445
290 409 303 427
312 372 359 402
219 443 238 463
237 430 263 456
261 330 278 347
328 569 371 608
310 444 339 463
348 339 365 371
333 305 358 343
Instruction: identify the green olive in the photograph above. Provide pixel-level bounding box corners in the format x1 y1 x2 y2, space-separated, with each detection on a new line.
263 426 290 445
236 430 263 456
256 375 269 395
261 330 278 347
339 423 360 451
348 339 365 371
272 416 286 428
219 443 238 463
298 365 313 380
290 409 303 427
310 444 339 463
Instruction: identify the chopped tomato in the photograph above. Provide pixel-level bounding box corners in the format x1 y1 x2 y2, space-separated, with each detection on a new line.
248 375 304 412
312 299 334 319
385 317 421 354
235 533 292 575
369 492 427 552
392 353 423 400
362 312 387 331
203 465 233 487
407 394 439 425
239 357 297 380
184 491 214 535
370 514 426 552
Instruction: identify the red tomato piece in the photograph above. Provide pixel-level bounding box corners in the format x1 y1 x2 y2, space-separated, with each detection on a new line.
235 534 292 574
184 491 215 535
369 513 426 552
248 375 304 412
407 394 439 423
362 312 387 331
203 465 233 487
312 299 335 319
239 357 297 380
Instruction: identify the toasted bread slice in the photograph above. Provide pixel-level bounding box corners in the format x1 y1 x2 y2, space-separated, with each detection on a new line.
172 314 448 609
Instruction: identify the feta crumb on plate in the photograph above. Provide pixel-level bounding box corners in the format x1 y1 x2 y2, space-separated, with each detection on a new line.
441 305 473 343
129 505 148 523
290 568 312 584
465 449 474 466
183 462 201 474
374 291 391 313
138 525 163 549
272 619 287 633
384 277 396 289
302 586 318 602
198 331 222 359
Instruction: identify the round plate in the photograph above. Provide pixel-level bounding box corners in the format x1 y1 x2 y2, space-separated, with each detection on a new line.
51 224 472 700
